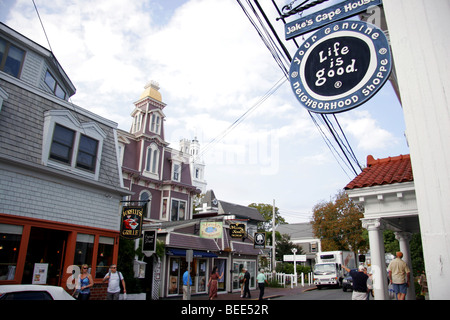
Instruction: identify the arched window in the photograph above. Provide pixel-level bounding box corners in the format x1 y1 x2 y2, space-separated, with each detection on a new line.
145 144 160 174
132 112 143 133
150 113 161 134
139 191 151 219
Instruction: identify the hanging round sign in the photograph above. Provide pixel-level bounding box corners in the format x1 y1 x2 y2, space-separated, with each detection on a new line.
289 20 392 114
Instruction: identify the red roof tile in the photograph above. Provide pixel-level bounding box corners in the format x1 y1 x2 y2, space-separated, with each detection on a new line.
345 154 413 190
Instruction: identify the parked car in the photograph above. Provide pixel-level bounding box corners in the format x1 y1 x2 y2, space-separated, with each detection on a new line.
0 285 75 300
342 269 357 292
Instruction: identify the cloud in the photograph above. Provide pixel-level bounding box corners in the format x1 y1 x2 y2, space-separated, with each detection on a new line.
339 110 398 151
2 0 409 224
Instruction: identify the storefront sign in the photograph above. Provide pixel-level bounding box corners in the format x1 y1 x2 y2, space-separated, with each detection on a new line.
120 206 144 240
142 230 157 257
199 221 223 239
254 232 266 249
229 223 246 238
285 0 382 40
32 263 48 284
289 20 392 114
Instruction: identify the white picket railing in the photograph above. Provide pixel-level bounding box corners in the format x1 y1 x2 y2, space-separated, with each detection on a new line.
264 272 314 288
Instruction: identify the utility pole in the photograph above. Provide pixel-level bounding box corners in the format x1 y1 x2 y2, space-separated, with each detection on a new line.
272 199 276 274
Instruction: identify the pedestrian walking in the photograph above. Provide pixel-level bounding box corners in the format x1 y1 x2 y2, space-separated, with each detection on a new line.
182 267 192 300
242 268 251 298
103 264 126 300
208 266 223 300
257 269 269 300
73 264 93 300
342 265 369 300
388 251 411 300
238 268 245 297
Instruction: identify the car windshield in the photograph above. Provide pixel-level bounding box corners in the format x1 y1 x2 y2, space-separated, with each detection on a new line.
314 264 336 275
0 291 53 300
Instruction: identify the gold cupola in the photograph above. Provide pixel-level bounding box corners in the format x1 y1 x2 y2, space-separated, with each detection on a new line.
139 80 162 102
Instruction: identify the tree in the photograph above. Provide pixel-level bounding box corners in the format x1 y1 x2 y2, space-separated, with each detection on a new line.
264 231 304 259
311 191 368 254
276 233 304 261
118 238 143 293
248 203 287 231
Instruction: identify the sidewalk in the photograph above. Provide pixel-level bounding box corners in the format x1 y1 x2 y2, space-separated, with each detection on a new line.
186 284 316 300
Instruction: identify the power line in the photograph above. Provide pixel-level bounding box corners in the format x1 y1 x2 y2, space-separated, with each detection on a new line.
198 76 287 157
31 0 126 196
32 0 53 52
236 0 362 179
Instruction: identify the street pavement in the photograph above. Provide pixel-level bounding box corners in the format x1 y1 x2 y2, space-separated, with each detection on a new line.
186 284 316 300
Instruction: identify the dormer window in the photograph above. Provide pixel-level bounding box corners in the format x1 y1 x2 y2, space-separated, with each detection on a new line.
44 70 66 100
150 113 161 134
49 124 99 172
42 110 106 180
139 191 152 219
132 112 143 133
76 134 99 171
172 163 181 182
0 37 25 78
49 124 75 164
145 143 160 174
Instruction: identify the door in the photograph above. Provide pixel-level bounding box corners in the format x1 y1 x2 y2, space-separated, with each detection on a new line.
214 259 226 292
23 227 68 286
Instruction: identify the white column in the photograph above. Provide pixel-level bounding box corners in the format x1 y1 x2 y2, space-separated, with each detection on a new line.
395 232 415 300
363 218 389 300
383 0 450 299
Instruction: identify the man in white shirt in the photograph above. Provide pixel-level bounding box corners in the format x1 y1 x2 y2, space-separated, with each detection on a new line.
103 264 126 300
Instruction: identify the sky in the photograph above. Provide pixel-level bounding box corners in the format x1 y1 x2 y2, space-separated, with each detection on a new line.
0 0 409 224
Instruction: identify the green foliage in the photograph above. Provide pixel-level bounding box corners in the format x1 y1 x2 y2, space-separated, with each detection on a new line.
117 238 165 293
311 190 368 254
267 278 284 288
383 230 424 277
248 203 287 231
276 262 311 275
117 238 142 293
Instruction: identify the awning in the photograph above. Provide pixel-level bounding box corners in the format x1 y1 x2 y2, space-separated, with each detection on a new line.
167 248 218 258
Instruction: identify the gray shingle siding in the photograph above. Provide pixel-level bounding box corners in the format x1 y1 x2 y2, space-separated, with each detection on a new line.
0 79 122 188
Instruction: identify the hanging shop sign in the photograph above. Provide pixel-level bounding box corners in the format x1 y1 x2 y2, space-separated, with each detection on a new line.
285 0 382 40
120 206 144 240
289 20 392 114
254 232 266 249
142 230 157 257
229 223 246 238
200 221 223 239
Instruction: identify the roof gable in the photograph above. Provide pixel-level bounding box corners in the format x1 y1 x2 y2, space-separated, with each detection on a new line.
219 201 265 222
345 154 413 190
277 222 314 240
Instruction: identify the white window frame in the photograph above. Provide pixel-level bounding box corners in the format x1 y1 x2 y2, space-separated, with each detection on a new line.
170 198 187 221
149 113 161 134
172 161 181 182
44 69 66 100
145 143 160 174
42 110 106 180
139 190 152 219
132 112 143 133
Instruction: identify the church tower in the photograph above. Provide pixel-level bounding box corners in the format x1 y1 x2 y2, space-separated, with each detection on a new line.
180 137 207 193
